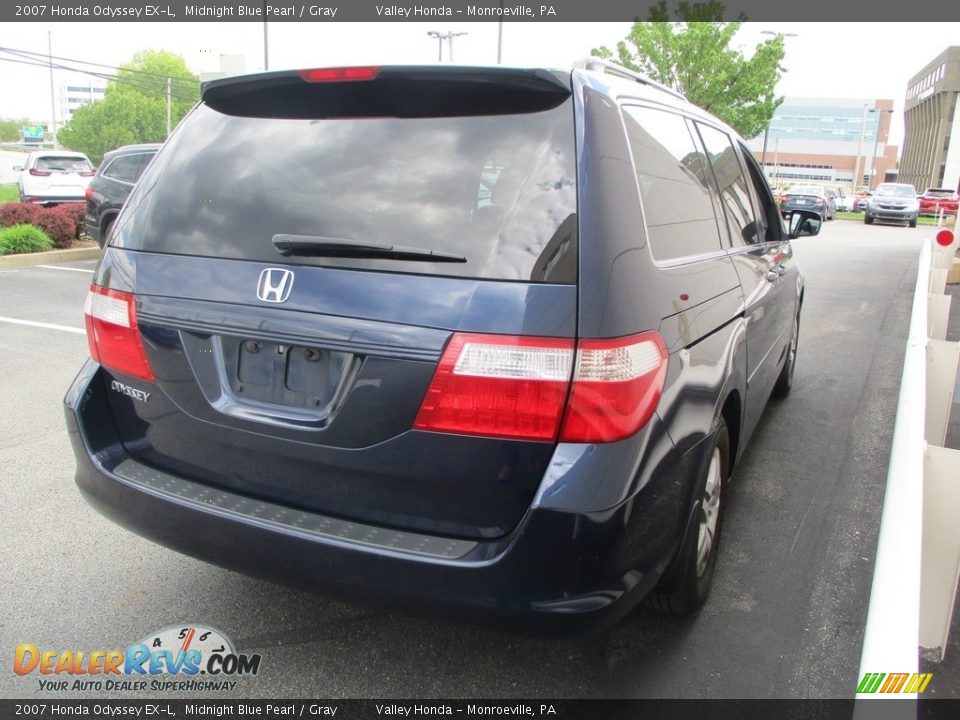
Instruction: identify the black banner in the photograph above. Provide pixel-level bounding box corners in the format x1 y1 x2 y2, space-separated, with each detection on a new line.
2 700 960 720
2 1 959 23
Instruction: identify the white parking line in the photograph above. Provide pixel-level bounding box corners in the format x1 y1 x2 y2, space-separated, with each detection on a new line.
36 264 95 273
0 316 85 335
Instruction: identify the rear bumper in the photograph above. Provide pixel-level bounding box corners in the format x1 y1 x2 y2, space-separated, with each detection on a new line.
65 361 697 633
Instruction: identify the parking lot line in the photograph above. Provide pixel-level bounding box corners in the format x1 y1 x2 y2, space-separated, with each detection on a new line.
0 315 85 334
35 264 95 273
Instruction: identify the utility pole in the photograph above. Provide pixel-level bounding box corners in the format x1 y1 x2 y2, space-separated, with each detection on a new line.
497 0 504 63
263 1 269 71
166 77 172 137
47 31 58 149
427 31 467 62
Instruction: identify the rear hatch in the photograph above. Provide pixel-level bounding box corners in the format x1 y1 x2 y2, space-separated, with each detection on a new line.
88 66 580 540
29 154 94 199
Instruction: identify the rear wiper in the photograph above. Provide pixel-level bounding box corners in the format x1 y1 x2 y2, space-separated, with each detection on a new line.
272 234 466 263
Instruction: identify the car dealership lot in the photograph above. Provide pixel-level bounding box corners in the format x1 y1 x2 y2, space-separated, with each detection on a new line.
0 222 941 699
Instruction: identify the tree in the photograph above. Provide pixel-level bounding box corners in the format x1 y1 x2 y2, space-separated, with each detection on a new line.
592 2 785 139
0 118 28 143
58 50 200 164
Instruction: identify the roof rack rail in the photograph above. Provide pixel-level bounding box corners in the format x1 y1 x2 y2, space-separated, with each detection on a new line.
573 57 686 101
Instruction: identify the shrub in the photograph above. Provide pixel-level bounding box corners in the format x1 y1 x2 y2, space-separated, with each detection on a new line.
0 224 54 255
48 203 86 246
0 202 43 228
33 207 79 249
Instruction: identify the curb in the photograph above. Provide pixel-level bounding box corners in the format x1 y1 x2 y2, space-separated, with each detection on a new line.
0 246 100 270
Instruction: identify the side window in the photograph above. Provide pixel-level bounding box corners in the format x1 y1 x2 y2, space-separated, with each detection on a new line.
133 153 156 182
738 142 783 243
696 123 762 247
622 105 723 261
103 154 141 184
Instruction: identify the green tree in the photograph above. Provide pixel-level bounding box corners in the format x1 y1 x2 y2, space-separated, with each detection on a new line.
58 50 200 164
592 2 785 139
0 118 29 142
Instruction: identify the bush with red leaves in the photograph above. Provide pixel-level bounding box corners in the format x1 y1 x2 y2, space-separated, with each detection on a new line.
0 201 86 249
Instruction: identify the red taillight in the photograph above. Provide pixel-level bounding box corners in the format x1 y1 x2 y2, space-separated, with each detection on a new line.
414 331 668 443
29 168 52 176
83 285 155 382
298 66 380 83
84 186 94 201
559 332 669 443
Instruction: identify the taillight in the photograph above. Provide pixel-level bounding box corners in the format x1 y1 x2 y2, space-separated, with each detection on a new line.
559 332 668 443
80 170 96 177
414 334 574 441
298 66 380 83
84 186 94 201
83 285 155 382
29 168 52 176
414 331 669 443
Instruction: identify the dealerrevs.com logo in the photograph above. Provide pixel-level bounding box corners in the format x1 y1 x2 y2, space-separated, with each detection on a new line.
14 625 262 693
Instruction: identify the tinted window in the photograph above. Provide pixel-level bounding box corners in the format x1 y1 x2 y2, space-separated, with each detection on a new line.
103 154 144 183
622 106 722 261
118 102 578 284
696 123 761 246
34 156 92 173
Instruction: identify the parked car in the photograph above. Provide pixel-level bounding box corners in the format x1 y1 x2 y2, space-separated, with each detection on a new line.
85 144 161 247
918 188 959 216
864 183 920 227
13 150 95 205
66 60 818 631
835 194 857 212
780 184 835 221
853 192 873 213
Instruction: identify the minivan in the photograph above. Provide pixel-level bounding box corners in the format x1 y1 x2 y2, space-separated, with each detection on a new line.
66 60 819 631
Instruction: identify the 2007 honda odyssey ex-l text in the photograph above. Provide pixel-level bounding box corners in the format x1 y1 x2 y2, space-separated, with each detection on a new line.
66 60 820 631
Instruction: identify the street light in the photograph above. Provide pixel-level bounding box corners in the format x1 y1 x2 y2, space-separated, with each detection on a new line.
427 30 468 62
759 31 798 180
868 108 895 189
853 106 894 191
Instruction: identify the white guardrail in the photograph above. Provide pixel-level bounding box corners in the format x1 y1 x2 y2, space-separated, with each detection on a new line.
856 222 960 701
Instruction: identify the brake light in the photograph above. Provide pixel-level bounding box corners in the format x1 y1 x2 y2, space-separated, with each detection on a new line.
414 331 668 443
559 332 669 443
83 285 155 382
85 186 94 201
29 168 52 176
298 66 380 83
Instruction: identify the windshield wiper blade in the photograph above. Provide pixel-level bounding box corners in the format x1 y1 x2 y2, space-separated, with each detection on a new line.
272 234 466 263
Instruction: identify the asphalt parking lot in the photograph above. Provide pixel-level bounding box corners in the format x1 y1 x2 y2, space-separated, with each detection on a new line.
0 221 952 699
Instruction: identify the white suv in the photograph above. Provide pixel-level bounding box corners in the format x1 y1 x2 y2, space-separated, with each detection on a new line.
14 150 95 205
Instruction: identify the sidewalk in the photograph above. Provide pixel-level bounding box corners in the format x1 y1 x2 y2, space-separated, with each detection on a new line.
0 245 100 270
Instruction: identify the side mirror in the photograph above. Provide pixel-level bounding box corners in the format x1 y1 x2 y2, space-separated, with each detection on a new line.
12 165 23 172
788 210 822 239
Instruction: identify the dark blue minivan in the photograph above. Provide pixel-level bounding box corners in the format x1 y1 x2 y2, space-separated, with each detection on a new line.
65 61 819 631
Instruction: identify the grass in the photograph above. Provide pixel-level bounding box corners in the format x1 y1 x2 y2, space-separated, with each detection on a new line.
0 184 19 203
835 210 948 226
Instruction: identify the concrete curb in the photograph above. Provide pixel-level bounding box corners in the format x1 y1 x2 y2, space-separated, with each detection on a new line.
0 246 100 269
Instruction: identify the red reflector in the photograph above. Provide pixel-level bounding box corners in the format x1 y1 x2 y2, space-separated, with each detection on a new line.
936 229 954 247
29 168 52 176
83 285 155 382
559 332 669 443
414 334 574 442
298 66 380 83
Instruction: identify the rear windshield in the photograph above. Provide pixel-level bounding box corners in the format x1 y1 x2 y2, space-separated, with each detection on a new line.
787 185 823 196
35 156 92 173
117 100 578 284
926 189 956 197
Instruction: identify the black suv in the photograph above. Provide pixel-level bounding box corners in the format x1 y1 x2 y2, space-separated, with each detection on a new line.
84 143 160 247
66 61 819 631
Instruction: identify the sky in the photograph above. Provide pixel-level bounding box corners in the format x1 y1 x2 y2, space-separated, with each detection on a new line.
0 21 958 149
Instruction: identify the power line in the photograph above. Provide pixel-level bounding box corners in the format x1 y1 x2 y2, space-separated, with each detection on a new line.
0 44 200 88
0 53 199 103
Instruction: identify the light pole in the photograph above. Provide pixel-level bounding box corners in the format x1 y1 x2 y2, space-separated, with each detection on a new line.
759 31 798 177
853 103 869 192
868 108 894 189
427 31 467 62
47 31 57 149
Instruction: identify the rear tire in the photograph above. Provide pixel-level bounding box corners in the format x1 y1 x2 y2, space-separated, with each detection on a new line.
864 215 874 225
649 419 730 615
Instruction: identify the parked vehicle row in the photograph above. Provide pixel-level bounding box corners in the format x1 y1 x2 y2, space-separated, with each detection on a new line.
66 60 821 632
